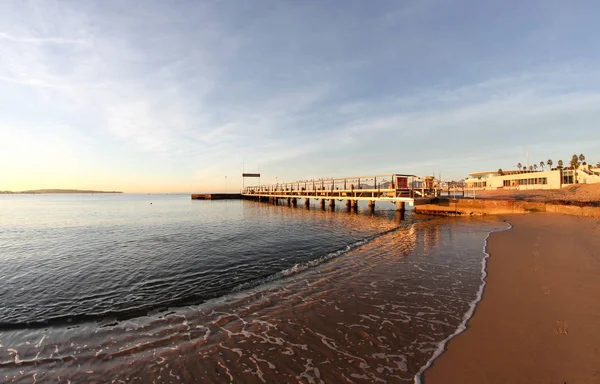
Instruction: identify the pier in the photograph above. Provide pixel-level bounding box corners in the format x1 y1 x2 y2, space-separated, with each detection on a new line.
242 174 440 211
191 193 242 200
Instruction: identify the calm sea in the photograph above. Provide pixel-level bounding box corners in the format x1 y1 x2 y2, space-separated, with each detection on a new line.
0 194 506 383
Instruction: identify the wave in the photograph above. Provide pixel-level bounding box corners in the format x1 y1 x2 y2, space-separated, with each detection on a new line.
0 224 411 331
231 224 406 293
413 220 512 384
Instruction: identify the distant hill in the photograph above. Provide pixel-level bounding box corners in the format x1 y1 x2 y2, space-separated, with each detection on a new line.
1 189 123 194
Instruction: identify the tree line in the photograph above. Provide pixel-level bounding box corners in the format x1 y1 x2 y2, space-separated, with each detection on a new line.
513 154 597 172
494 154 599 184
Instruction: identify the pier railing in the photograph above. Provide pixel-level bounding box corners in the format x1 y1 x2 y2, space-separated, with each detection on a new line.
242 174 429 201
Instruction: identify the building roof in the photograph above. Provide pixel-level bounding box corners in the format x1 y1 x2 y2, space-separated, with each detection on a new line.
468 169 523 177
468 169 559 178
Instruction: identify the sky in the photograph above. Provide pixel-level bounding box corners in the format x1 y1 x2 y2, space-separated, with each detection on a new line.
1 0 599 193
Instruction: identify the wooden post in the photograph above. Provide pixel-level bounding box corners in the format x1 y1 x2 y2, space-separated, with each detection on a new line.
397 201 405 212
368 200 375 211
329 199 335 208
291 198 297 207
320 199 325 209
304 198 310 208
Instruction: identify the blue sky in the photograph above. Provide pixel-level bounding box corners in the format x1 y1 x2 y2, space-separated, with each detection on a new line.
1 0 599 192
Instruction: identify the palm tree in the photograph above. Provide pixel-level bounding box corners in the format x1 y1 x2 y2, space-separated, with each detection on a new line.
517 163 522 171
579 154 585 164
557 160 563 169
570 154 580 170
534 164 538 171
498 168 504 175
570 154 580 184
547 159 553 170
539 161 545 171
529 165 533 171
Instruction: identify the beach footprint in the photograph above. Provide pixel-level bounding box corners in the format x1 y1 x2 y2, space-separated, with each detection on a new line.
541 285 551 295
534 266 541 272
556 320 569 335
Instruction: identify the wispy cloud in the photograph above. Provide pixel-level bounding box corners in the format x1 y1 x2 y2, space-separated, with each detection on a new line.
0 31 88 45
1 0 599 192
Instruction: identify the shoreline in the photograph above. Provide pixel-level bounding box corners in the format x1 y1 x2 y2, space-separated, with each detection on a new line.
423 213 600 383
1 215 503 382
414 219 511 383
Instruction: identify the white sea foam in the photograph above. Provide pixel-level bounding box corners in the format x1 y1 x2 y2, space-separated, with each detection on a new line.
413 220 512 384
231 225 404 294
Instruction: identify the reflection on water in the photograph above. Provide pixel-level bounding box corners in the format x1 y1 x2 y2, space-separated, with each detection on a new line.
1 212 506 383
0 195 403 327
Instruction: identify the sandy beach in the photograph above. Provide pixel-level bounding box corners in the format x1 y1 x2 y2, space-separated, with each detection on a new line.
424 213 600 383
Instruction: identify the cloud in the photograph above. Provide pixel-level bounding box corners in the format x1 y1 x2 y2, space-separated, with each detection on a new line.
242 69 600 180
0 31 88 45
1 1 599 191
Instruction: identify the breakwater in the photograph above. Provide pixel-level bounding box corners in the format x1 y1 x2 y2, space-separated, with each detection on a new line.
191 193 242 200
415 198 600 217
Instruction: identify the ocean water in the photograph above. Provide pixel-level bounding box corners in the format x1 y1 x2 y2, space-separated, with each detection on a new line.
0 194 507 383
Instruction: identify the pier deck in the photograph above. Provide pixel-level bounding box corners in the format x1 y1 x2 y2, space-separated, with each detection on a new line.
243 174 439 210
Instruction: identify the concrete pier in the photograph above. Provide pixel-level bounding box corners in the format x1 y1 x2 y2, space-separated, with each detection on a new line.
414 198 600 217
191 193 242 200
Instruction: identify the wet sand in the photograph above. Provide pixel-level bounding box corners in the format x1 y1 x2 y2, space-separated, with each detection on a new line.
424 213 600 383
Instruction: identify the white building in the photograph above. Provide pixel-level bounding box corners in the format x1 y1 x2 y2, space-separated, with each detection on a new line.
465 165 600 190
